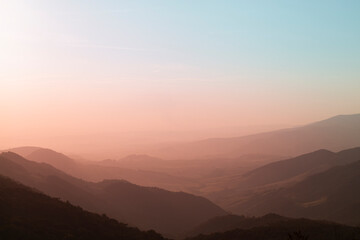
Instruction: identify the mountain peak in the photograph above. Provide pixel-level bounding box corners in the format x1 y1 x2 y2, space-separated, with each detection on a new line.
310 113 360 126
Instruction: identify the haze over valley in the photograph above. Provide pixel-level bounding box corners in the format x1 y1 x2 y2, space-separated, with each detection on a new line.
1 1 360 239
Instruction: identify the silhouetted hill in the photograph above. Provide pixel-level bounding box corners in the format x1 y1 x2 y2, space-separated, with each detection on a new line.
187 213 287 236
230 159 360 226
0 152 99 211
0 175 166 240
197 147 360 209
152 114 360 159
186 213 360 239
241 147 360 188
96 179 226 235
186 218 360 240
0 152 226 236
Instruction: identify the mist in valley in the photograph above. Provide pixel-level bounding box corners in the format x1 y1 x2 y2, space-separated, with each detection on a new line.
1 1 360 239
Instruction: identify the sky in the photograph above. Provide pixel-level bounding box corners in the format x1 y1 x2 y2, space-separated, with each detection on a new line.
1 0 360 156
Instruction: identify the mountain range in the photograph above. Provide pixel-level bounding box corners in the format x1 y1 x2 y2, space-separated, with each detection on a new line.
3 173 360 240
223 149 360 226
151 114 360 159
0 152 226 237
7 147 196 193
2 113 360 238
0 175 166 240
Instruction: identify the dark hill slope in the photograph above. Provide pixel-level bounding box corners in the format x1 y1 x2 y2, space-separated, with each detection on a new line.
203 147 360 210
230 160 360 226
187 213 288 236
241 147 360 188
186 214 360 240
0 175 166 240
0 152 226 236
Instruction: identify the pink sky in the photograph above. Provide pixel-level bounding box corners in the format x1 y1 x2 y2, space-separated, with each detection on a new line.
1 1 359 158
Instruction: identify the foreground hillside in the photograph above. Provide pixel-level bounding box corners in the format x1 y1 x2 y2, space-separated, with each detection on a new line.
186 213 360 239
0 175 166 240
187 221 360 240
0 152 226 236
2 172 359 240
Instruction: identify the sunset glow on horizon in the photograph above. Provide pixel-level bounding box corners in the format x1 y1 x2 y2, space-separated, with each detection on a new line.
1 1 360 157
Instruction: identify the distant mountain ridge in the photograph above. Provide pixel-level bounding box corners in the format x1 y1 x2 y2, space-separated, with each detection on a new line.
152 113 360 159
5 147 196 193
2 146 41 156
